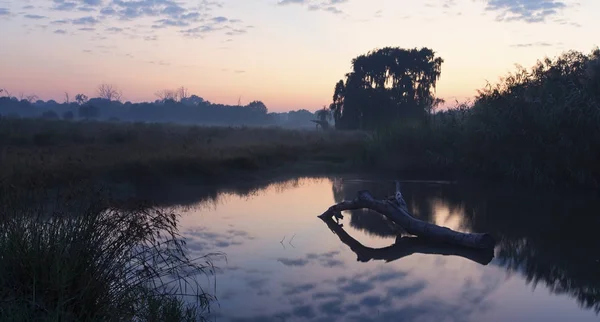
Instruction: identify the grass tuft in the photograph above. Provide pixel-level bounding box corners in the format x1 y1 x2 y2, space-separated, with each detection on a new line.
0 187 221 321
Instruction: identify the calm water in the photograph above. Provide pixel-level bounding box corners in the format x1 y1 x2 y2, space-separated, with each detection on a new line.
163 176 600 322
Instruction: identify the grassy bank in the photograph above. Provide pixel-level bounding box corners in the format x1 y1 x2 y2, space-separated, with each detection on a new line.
0 187 220 321
0 120 368 188
364 48 600 188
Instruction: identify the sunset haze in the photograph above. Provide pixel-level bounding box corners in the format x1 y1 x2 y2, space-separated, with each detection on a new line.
0 0 597 111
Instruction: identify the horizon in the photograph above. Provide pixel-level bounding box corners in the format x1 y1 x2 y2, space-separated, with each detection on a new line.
0 0 598 112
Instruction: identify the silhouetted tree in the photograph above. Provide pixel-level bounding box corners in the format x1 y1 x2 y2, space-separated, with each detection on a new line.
315 106 332 123
97 84 122 102
330 47 444 130
246 100 267 114
75 94 89 105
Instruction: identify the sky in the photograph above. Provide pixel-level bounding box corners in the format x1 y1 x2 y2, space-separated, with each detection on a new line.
0 0 597 112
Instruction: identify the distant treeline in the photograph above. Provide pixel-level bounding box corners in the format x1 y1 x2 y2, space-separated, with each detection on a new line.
0 87 324 128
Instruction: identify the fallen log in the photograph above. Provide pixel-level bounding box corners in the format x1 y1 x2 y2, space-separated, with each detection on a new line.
318 183 496 250
319 215 494 265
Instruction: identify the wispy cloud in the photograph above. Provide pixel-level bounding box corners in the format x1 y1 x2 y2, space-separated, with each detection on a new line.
510 41 556 48
278 0 349 15
0 8 11 16
24 14 47 19
484 0 568 23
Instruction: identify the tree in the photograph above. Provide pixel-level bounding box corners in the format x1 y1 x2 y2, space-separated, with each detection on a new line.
64 92 70 104
181 94 204 106
155 89 178 102
155 86 190 103
75 93 89 105
329 47 444 130
246 100 268 114
97 84 122 102
315 106 332 123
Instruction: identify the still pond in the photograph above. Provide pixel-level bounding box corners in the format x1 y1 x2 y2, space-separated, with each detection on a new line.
158 176 600 322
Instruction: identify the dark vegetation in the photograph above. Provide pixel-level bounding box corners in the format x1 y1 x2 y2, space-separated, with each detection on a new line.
0 85 323 129
0 186 221 321
335 47 600 188
0 119 367 189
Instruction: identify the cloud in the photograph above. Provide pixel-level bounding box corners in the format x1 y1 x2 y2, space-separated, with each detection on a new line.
72 16 99 25
24 14 47 19
225 28 247 36
510 41 555 48
17 0 247 42
484 0 567 23
78 27 96 31
54 29 68 34
105 26 123 32
277 0 348 15
52 1 78 11
152 18 190 28
82 0 103 5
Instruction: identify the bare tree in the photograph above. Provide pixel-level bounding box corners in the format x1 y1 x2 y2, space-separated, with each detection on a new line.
64 92 70 104
25 94 38 103
0 88 11 98
18 92 38 103
155 86 190 102
176 86 189 101
97 83 122 102
155 89 178 102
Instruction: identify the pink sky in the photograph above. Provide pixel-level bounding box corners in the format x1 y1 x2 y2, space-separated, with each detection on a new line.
0 0 597 112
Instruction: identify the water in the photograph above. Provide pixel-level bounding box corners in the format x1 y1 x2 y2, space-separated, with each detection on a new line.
162 176 600 322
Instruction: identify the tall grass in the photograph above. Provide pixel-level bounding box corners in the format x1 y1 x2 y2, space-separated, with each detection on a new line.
365 48 600 188
0 186 221 321
0 121 367 187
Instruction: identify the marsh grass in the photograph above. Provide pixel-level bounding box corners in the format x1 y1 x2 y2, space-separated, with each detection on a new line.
0 120 367 188
0 186 221 321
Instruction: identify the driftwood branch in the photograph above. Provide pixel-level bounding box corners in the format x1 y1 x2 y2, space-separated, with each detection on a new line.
318 188 496 250
319 216 494 266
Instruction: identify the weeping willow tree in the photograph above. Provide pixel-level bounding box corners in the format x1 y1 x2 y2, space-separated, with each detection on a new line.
330 47 444 130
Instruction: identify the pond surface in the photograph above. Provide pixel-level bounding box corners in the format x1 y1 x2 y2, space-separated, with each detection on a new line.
166 176 600 322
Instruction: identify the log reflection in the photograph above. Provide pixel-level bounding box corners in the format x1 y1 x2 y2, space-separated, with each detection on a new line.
319 216 494 266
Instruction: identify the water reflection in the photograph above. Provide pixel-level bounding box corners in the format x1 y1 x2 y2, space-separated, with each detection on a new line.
151 176 600 321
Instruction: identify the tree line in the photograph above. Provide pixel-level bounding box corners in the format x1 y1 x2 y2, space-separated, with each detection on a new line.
0 84 321 128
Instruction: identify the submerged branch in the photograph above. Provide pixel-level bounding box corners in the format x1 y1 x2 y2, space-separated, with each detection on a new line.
318 189 496 250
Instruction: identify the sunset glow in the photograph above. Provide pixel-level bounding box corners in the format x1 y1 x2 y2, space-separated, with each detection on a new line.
0 0 597 111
